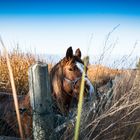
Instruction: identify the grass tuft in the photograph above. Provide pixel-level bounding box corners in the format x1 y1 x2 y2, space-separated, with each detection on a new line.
74 65 86 140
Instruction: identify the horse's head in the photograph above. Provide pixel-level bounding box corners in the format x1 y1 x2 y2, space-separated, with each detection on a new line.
61 47 94 100
51 47 94 114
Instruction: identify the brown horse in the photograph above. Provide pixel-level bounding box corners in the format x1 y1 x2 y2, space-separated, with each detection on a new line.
50 47 94 114
0 47 94 137
0 92 32 138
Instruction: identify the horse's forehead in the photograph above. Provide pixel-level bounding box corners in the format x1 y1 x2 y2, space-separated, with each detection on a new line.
76 61 84 73
63 57 84 73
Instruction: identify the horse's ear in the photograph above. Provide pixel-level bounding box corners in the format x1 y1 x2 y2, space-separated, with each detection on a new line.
66 46 73 59
75 48 81 58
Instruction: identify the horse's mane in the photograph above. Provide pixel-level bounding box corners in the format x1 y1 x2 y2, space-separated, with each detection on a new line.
50 58 66 97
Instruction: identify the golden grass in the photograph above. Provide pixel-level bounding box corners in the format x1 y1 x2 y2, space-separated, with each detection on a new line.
0 48 36 95
0 44 24 139
87 64 122 87
0 49 120 95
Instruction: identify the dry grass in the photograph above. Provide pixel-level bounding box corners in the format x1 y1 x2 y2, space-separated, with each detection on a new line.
63 69 140 140
0 49 120 95
1 49 139 140
0 49 53 95
0 48 36 95
87 64 122 87
0 41 24 139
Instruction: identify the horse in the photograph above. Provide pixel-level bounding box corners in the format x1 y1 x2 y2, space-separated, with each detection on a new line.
50 47 94 114
0 92 32 138
0 47 94 137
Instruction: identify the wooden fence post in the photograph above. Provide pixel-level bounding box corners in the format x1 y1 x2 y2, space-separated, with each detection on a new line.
29 63 54 140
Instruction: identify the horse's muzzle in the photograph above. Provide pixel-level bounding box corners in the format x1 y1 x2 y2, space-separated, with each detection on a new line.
84 77 94 97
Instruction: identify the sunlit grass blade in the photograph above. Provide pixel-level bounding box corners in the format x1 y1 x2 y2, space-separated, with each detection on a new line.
74 64 86 140
0 37 24 139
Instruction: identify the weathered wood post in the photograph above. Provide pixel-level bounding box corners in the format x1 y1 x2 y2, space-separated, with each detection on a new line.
29 63 54 140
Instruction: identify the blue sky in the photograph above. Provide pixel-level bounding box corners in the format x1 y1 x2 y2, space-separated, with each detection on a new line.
0 0 140 67
0 0 140 16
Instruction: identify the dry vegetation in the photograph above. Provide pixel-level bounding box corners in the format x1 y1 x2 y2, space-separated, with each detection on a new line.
0 49 36 95
0 49 140 139
87 64 121 87
63 69 140 140
0 49 121 95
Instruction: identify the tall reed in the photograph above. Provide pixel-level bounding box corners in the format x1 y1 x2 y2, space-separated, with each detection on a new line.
74 63 86 140
0 37 24 139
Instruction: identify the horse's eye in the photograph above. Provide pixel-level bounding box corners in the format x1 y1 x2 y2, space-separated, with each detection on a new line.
69 68 73 71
